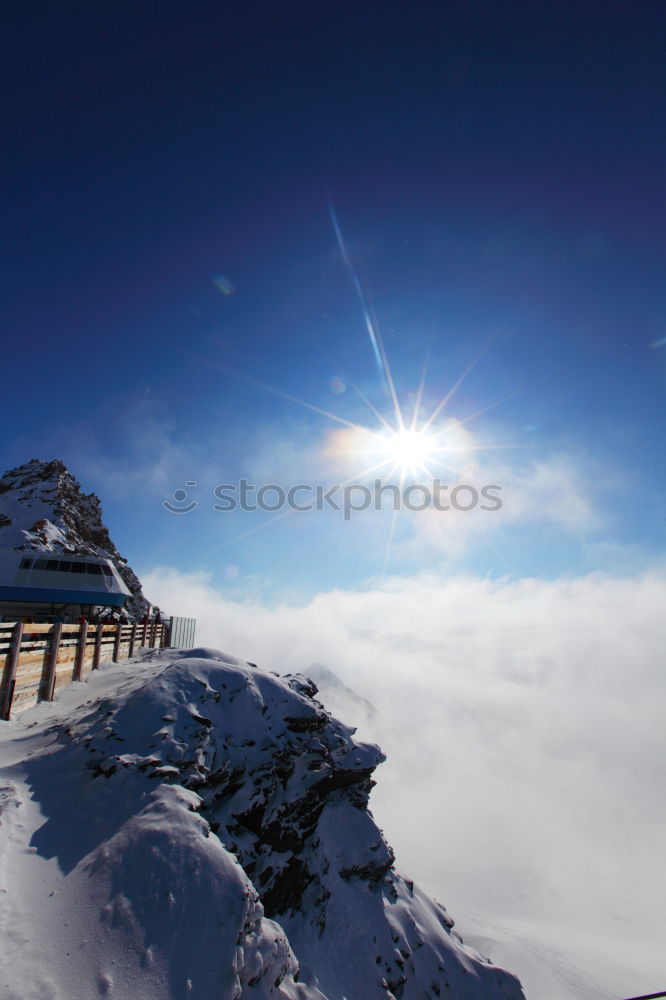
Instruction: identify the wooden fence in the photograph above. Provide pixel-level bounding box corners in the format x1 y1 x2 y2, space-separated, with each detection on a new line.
0 620 169 721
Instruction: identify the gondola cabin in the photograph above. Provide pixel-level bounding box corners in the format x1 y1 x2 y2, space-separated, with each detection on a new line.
0 550 132 623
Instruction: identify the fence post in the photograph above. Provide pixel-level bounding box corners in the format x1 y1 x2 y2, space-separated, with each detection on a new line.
1 622 24 720
93 625 102 670
149 620 157 648
73 620 88 681
141 618 148 647
128 623 137 659
43 623 63 702
112 623 122 663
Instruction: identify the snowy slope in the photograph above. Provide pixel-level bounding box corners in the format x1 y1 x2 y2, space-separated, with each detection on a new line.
0 458 150 618
0 648 525 1000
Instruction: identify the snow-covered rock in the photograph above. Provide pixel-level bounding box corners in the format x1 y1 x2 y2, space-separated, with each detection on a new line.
0 647 525 1000
0 457 150 619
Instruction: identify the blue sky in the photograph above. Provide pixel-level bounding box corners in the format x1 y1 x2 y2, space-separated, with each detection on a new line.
2 3 665 597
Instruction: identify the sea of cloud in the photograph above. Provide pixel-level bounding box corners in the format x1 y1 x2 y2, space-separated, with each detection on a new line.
142 566 666 1000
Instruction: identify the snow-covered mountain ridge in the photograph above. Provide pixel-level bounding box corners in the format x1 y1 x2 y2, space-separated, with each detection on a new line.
0 458 149 618
0 647 525 1000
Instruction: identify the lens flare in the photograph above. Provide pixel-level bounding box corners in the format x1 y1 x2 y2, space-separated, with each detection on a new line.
213 274 235 296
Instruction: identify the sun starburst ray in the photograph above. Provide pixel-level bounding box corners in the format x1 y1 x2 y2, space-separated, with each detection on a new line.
421 343 489 432
382 470 406 574
410 344 432 432
451 386 528 431
366 292 406 432
329 201 406 432
348 378 396 433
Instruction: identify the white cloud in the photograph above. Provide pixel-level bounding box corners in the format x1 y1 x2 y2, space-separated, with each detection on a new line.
77 389 202 498
409 448 606 556
143 565 666 999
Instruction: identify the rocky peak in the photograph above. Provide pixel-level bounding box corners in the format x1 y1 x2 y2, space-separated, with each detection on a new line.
0 458 150 619
40 648 525 1000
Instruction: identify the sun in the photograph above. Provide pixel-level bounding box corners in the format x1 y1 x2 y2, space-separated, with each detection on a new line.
376 427 437 476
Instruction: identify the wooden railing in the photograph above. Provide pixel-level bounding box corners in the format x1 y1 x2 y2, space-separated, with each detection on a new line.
0 620 168 720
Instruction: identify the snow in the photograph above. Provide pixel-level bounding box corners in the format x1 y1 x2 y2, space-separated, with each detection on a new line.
308 666 666 1000
0 458 150 618
0 648 524 1000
